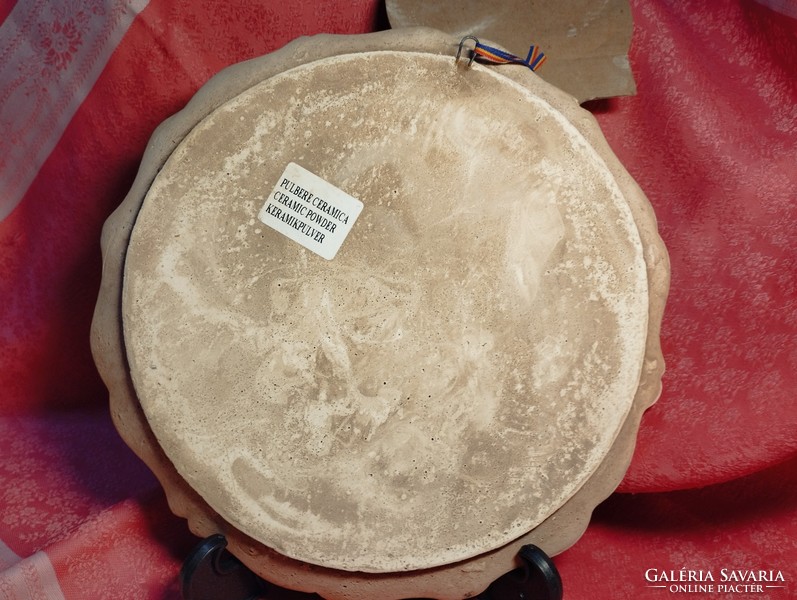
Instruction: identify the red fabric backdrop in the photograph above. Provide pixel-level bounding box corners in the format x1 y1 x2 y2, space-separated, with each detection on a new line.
1 0 795 598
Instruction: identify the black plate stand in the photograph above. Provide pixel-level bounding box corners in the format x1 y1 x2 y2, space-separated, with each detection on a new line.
180 534 563 600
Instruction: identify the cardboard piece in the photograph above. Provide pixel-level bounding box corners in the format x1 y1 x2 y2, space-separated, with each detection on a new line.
386 0 636 103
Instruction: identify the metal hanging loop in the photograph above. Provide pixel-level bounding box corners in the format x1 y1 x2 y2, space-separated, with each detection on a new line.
456 35 480 67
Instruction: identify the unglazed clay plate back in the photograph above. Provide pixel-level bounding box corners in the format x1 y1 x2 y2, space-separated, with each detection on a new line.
122 50 649 573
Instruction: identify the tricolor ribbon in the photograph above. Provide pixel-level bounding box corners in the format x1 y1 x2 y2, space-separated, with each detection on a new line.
456 36 547 72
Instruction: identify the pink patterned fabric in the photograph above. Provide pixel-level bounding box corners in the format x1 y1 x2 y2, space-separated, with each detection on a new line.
0 0 150 221
0 0 795 598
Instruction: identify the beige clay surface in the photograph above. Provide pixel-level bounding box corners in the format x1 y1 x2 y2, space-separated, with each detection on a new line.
122 50 648 572
92 28 669 600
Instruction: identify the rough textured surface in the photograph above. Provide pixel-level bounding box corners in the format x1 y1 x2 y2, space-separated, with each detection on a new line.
123 51 648 572
92 28 668 599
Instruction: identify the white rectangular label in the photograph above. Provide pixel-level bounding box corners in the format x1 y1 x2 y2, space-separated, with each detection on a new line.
258 162 363 260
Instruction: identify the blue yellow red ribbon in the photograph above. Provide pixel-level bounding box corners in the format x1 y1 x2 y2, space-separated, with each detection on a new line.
458 37 547 72
474 41 547 71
